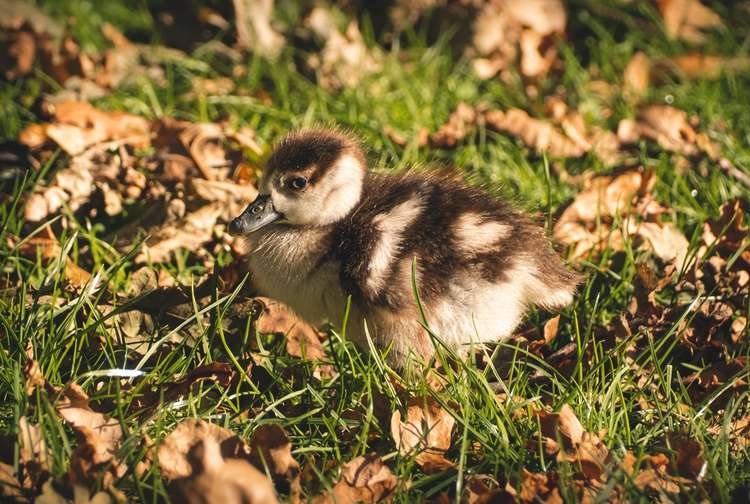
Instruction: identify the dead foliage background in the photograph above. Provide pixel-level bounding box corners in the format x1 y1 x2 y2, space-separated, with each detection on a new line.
1 0 749 502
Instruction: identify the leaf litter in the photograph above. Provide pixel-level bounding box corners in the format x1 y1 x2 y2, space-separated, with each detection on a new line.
4 0 750 502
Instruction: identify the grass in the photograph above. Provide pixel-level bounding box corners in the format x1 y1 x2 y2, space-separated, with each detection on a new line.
2 0 750 502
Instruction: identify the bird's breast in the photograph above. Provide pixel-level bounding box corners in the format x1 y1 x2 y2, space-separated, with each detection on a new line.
245 226 349 325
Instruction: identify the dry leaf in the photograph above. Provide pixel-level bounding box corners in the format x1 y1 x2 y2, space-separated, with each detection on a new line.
39 101 149 155
158 418 251 480
638 105 698 155
306 9 381 90
232 0 285 58
312 455 398 504
390 396 455 473
53 384 126 487
470 0 565 79
250 297 326 363
543 316 560 344
657 0 723 44
667 53 750 79
189 178 258 221
518 470 562 503
624 51 651 96
634 222 689 269
179 123 233 180
248 424 300 485
519 29 557 78
537 405 611 481
0 462 23 501
14 233 93 289
429 103 477 148
54 385 122 456
135 203 222 264
485 108 586 158
169 436 279 504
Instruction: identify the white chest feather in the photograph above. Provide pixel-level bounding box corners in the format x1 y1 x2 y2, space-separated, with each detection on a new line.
245 226 349 326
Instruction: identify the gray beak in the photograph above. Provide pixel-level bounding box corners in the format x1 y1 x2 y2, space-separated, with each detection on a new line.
228 194 283 235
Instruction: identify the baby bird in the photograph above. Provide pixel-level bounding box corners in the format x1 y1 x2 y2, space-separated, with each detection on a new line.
229 128 580 367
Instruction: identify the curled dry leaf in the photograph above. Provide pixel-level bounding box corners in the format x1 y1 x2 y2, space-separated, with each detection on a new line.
518 470 562 504
305 8 381 90
470 0 565 79
429 103 477 148
390 396 455 473
158 418 251 481
170 436 278 504
657 0 723 44
312 455 398 504
248 424 300 489
53 384 126 487
485 108 586 158
20 101 150 156
637 105 698 155
179 123 235 180
553 167 689 265
189 178 258 221
537 405 611 481
250 297 326 363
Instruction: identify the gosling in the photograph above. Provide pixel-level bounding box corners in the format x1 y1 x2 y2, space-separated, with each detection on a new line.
229 128 580 367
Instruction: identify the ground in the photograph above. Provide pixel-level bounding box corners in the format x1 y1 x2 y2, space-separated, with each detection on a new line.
1 0 749 502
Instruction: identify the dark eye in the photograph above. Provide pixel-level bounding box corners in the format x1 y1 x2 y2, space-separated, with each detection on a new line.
289 176 308 190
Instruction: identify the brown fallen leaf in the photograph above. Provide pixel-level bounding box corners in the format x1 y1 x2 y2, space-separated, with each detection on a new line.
158 418 251 481
0 462 23 501
637 105 698 155
667 53 750 80
305 8 382 90
189 178 258 221
135 203 222 264
250 297 327 363
54 384 122 456
14 232 93 289
543 315 560 345
28 101 150 156
19 416 50 476
248 424 300 487
52 384 126 488
634 222 689 269
518 470 562 504
232 0 285 59
429 103 478 148
170 436 279 504
470 0 565 79
464 474 516 504
485 108 586 158
390 395 455 473
537 404 611 481
657 0 723 44
179 123 235 181
624 51 651 97
312 455 398 504
135 363 235 411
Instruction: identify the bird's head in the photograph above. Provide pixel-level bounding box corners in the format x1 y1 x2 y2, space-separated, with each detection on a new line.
229 128 366 234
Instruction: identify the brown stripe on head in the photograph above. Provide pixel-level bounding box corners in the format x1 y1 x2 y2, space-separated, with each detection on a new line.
266 128 365 184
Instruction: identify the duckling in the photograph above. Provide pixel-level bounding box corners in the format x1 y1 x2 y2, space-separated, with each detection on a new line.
229 128 580 367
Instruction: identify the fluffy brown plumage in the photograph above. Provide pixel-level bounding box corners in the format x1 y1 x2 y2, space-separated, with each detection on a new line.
230 128 581 367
